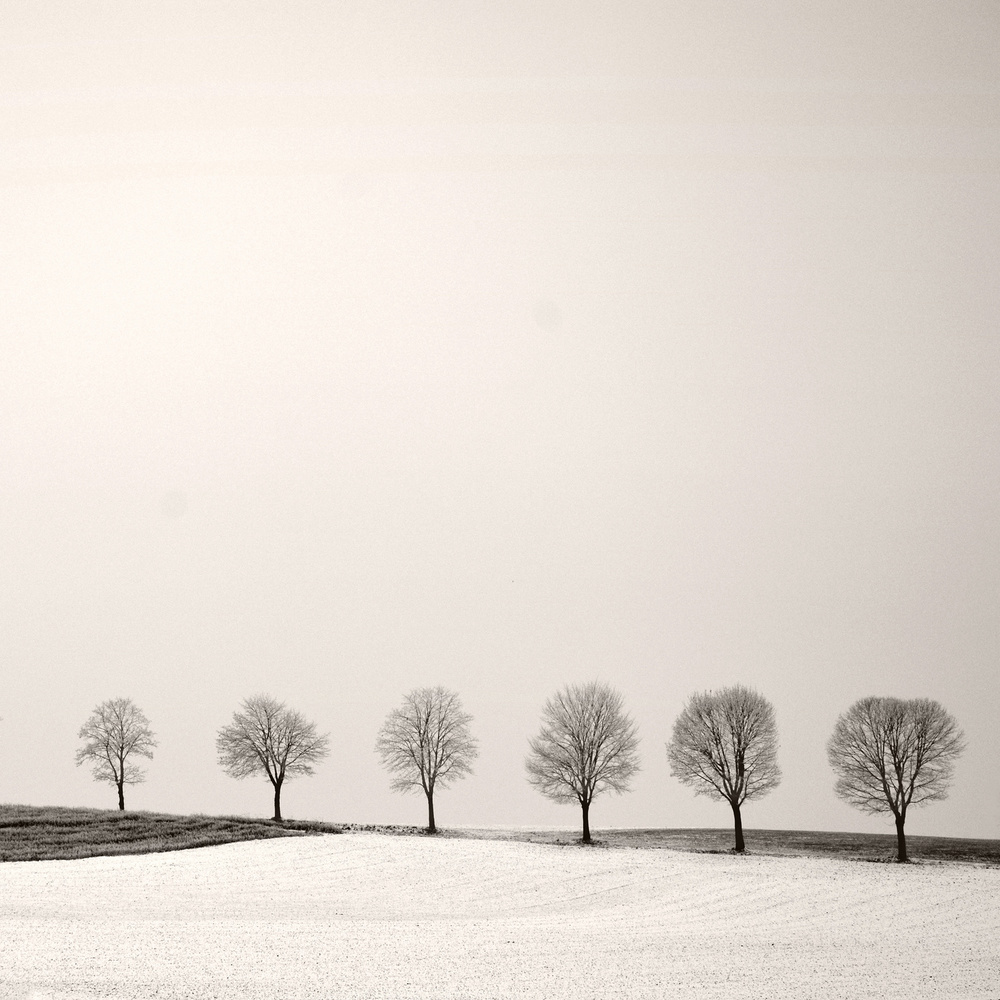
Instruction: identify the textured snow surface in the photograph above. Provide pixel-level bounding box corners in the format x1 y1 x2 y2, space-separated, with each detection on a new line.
1 833 998 999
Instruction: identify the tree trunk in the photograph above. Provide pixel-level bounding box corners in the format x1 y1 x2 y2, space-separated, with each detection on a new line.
117 781 125 811
895 814 907 862
581 799 591 844
273 779 283 822
732 801 745 853
426 789 436 834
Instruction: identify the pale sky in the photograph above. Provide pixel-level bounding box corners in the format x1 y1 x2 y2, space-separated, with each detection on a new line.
2 2 998 839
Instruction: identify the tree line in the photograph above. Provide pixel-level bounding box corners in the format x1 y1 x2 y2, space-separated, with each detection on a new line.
72 683 965 862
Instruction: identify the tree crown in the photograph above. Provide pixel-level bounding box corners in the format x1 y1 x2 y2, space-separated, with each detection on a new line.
666 684 781 807
525 681 640 806
216 694 330 787
75 697 157 787
375 686 478 795
826 695 965 819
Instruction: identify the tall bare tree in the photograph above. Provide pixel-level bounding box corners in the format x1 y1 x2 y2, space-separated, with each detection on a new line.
525 681 640 844
827 696 965 862
75 697 157 810
216 694 330 821
375 686 478 833
666 685 781 853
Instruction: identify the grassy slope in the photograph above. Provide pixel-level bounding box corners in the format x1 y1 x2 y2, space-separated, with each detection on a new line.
2 804 997 864
0 804 352 862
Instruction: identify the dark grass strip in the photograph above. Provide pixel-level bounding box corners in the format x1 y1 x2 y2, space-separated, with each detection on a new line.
0 805 345 862
451 826 1000 865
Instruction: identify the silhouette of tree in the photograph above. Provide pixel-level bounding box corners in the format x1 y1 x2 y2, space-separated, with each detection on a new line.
217 694 330 821
376 686 478 833
827 696 964 862
525 681 640 843
76 697 157 810
667 685 781 852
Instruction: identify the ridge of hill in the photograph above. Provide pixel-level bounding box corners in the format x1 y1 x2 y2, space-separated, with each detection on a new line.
2 804 996 865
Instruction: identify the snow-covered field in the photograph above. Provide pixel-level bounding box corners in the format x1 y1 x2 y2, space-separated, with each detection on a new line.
1 833 997 999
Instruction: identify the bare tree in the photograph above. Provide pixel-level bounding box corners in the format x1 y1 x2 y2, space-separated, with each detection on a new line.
216 694 330 822
666 685 781 853
375 686 478 833
827 696 965 862
75 697 157 810
525 681 640 844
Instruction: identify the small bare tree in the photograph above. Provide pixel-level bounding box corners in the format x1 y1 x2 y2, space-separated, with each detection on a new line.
75 697 157 811
525 681 640 844
375 686 478 833
666 685 781 853
216 694 330 822
827 696 965 862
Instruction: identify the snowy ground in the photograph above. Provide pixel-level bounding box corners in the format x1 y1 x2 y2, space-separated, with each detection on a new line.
1 833 997 999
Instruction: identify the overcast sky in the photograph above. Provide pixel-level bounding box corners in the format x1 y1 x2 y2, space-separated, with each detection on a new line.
2 2 998 839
